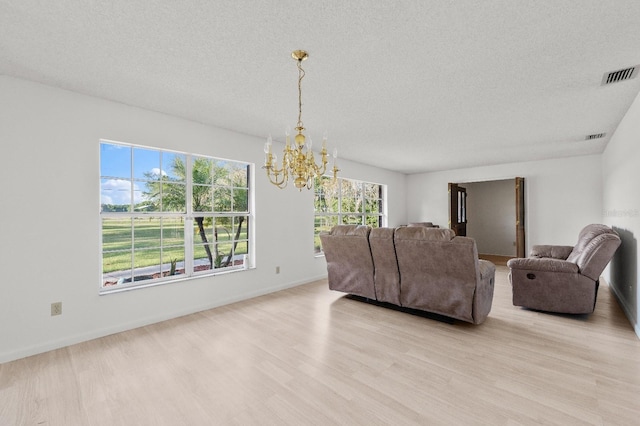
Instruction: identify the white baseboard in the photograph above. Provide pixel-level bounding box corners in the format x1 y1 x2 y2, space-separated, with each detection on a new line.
603 277 640 340
0 275 327 364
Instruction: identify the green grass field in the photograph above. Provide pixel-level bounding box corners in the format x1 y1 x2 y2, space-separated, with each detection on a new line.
102 217 248 274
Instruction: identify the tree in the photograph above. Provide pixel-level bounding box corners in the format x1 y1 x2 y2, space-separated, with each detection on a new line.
142 156 248 270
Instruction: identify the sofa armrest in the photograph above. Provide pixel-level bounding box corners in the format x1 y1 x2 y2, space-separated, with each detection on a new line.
507 257 579 274
529 245 574 259
478 259 496 281
473 260 496 324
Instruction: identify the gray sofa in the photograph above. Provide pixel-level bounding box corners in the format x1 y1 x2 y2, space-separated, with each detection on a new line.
507 224 621 314
320 225 496 324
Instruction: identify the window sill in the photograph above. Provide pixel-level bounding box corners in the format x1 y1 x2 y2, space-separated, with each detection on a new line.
99 266 252 295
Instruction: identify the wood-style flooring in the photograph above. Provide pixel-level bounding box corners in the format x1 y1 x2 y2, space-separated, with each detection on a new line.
1 266 639 425
478 254 514 266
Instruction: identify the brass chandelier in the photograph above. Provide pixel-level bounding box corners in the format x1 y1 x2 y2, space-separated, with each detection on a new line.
263 50 338 190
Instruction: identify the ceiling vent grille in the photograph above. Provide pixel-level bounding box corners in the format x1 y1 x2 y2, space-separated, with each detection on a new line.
585 133 606 140
601 66 639 85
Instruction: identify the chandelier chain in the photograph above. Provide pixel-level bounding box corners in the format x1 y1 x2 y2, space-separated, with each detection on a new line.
297 59 305 129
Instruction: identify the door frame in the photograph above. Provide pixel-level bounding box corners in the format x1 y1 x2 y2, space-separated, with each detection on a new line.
448 177 525 257
448 182 467 237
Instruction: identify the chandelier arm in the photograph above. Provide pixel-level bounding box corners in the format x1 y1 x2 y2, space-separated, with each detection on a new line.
317 161 328 176
265 167 288 188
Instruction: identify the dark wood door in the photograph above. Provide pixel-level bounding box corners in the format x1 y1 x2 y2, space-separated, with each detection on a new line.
449 183 467 236
515 177 525 257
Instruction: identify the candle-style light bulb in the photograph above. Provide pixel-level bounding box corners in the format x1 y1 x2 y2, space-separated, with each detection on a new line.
264 135 272 154
332 147 338 159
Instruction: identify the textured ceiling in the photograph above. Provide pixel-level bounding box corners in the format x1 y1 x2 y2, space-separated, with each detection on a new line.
2 0 640 174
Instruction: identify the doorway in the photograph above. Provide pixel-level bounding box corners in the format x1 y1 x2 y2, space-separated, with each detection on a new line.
448 177 525 262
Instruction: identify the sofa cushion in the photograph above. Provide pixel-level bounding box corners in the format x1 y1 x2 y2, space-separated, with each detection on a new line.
319 225 376 299
395 226 455 242
394 227 480 323
369 227 400 305
408 222 436 227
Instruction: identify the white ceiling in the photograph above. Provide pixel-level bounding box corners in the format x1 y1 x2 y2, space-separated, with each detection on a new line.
2 0 640 174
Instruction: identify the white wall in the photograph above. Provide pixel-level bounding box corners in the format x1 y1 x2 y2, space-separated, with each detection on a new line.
0 76 407 362
407 155 603 254
465 179 516 256
602 90 640 339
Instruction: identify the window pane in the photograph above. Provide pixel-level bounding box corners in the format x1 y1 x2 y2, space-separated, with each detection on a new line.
364 183 379 199
341 180 363 213
342 215 363 225
133 147 161 181
133 248 161 282
162 249 185 277
193 243 214 272
365 197 380 214
193 185 213 211
234 241 248 256
193 217 214 245
102 217 133 286
134 217 161 250
233 188 249 212
230 216 248 242
214 217 233 242
193 157 214 185
314 215 338 254
100 143 131 179
160 182 186 212
102 250 132 286
133 183 145 209
213 160 232 186
163 217 185 246
231 163 249 187
102 218 132 250
163 152 187 181
366 215 382 228
213 187 232 212
101 179 132 210
315 177 339 213
215 242 234 268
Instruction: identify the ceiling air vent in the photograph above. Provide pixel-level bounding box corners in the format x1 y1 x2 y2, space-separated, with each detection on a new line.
585 133 606 140
601 66 639 85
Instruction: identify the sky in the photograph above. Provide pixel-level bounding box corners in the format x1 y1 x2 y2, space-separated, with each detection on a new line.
100 142 184 205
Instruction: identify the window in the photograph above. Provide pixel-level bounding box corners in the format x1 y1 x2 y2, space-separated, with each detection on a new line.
314 176 386 254
100 141 251 292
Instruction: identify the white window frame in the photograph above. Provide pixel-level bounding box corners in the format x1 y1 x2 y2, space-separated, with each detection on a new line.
314 176 387 255
100 140 253 294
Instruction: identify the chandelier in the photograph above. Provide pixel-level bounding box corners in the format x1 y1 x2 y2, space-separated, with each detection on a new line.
263 50 339 190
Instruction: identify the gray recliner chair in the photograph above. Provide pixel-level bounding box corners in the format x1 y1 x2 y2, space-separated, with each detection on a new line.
507 224 621 314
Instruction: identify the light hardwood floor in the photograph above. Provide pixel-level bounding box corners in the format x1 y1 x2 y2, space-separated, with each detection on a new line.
478 254 513 266
1 266 639 425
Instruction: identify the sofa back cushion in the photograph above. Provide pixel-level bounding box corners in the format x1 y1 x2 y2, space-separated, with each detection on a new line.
369 227 400 305
566 224 621 281
394 226 479 322
408 222 436 228
319 225 376 299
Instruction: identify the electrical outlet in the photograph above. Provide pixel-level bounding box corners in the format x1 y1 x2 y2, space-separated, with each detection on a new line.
51 302 62 316
276 266 280 274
